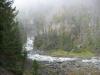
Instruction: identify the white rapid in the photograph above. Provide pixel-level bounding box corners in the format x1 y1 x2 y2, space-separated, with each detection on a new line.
28 54 78 62
25 37 100 63
25 37 34 51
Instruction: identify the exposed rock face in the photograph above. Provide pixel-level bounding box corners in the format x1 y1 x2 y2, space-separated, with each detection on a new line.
0 67 14 75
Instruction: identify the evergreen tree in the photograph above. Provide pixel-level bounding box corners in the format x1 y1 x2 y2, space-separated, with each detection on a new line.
0 0 26 75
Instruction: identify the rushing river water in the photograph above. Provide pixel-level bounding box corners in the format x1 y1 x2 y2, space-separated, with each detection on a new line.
25 37 100 63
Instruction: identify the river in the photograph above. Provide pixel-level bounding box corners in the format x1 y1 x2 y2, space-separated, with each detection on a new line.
25 37 100 63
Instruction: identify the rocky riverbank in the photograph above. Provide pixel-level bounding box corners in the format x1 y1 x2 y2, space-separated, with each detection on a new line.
24 57 100 75
25 53 100 75
38 60 100 75
25 37 100 75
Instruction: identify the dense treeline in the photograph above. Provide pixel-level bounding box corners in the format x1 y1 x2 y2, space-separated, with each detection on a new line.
34 7 100 54
0 0 26 75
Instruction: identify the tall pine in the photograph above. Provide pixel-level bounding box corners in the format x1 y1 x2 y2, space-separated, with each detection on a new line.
0 0 26 75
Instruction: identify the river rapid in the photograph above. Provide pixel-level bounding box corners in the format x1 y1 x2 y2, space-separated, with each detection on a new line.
25 37 100 63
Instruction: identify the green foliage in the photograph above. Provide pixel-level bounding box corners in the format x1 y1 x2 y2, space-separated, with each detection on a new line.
0 0 26 75
34 31 73 51
32 60 39 75
33 6 100 56
48 49 94 57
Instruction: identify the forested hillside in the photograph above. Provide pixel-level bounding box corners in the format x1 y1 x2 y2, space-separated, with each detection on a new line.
33 6 100 56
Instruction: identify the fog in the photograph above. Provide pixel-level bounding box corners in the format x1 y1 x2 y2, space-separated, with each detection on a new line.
14 0 99 37
14 0 95 13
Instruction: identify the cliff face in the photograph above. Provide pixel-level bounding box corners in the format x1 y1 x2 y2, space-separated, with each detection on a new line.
0 67 14 75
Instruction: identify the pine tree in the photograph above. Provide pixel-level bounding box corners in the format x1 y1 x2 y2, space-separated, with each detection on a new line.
0 0 26 75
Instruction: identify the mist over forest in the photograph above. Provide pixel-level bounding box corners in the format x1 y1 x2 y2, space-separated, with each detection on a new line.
14 0 100 53
14 0 100 36
0 0 100 75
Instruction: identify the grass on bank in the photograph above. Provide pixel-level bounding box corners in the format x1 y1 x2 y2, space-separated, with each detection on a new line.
47 49 94 58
